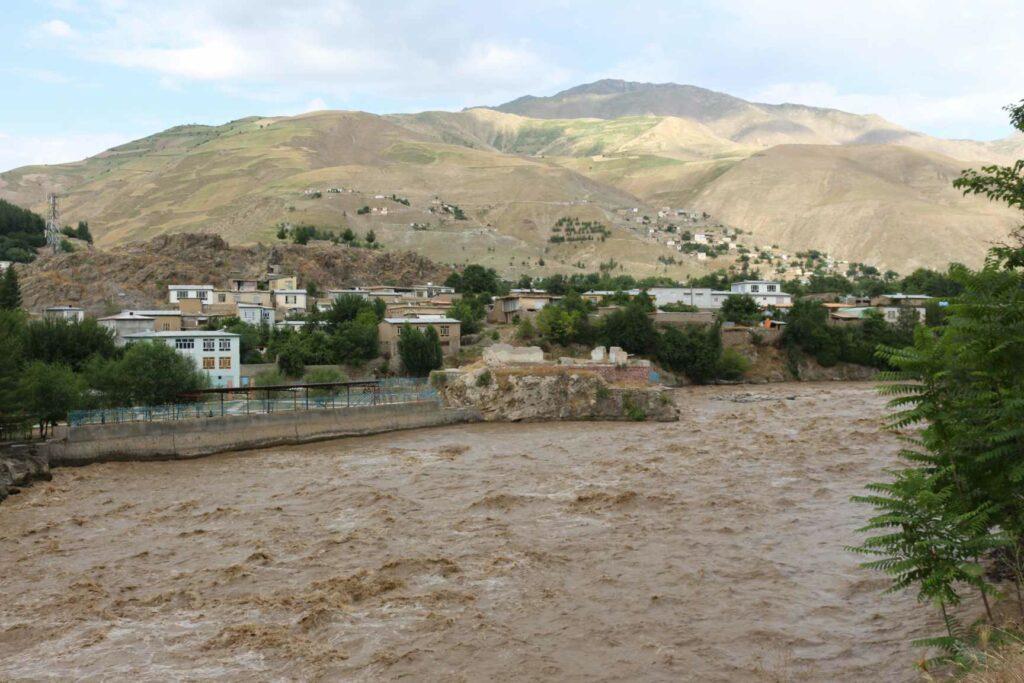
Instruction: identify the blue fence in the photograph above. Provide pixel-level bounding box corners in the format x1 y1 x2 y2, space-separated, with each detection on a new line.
68 378 438 427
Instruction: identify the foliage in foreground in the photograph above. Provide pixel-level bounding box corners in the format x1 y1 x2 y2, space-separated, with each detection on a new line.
851 99 1024 667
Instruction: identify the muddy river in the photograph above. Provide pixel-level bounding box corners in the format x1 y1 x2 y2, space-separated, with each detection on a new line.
0 382 937 680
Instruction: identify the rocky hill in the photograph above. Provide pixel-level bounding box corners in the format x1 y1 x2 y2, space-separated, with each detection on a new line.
16 234 451 316
2 80 1023 273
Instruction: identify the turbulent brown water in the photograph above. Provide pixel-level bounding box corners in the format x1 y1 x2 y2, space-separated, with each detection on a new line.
0 382 938 681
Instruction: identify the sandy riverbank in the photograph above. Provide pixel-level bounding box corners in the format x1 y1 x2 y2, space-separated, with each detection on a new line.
0 382 937 680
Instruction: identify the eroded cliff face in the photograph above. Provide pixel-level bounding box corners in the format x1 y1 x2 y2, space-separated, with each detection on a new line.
438 366 678 422
0 447 51 503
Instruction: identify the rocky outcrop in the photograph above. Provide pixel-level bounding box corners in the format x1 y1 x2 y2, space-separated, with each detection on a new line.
18 233 451 316
437 366 678 422
0 446 51 503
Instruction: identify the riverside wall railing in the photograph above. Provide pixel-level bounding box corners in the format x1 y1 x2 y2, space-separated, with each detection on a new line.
68 378 438 427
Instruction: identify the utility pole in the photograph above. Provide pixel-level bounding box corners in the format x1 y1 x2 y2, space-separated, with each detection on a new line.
45 193 61 254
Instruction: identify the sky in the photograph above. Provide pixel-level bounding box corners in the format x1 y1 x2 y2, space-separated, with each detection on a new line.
2 0 1023 172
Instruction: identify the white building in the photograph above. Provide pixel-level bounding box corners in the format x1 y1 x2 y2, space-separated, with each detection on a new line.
98 311 156 346
0 261 12 273
168 285 214 304
646 287 735 310
273 288 307 314
43 305 85 322
123 330 241 388
237 303 275 327
729 281 793 308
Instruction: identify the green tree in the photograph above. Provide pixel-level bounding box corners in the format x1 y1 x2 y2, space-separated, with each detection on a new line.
18 362 83 436
24 317 117 371
76 220 93 243
87 341 208 406
0 266 21 310
398 324 443 375
364 229 376 244
276 335 306 377
447 295 485 335
719 294 761 326
600 301 657 354
854 100 1024 652
656 324 722 384
446 264 502 296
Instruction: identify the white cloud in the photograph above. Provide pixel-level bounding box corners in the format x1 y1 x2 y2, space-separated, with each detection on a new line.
0 132 129 173
305 97 327 112
40 19 74 37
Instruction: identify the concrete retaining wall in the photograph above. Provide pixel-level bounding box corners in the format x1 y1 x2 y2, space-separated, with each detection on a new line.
43 402 482 466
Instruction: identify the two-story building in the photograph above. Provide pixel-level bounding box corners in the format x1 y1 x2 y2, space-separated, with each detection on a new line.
378 315 461 370
122 330 240 388
273 288 308 316
729 281 793 308
168 284 214 304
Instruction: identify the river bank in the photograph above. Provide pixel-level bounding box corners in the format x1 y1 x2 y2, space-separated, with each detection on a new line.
0 381 939 680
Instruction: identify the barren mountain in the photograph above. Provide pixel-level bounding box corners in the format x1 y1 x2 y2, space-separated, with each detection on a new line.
2 80 1023 274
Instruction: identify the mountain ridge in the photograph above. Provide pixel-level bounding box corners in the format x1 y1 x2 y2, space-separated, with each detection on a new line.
2 79 1022 274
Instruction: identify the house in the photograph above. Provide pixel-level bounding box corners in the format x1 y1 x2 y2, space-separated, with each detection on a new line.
275 320 307 331
122 330 240 388
98 311 156 345
267 275 298 291
168 284 214 304
487 290 562 324
385 300 452 317
729 281 793 308
233 290 274 307
126 310 182 332
273 288 308 314
378 316 461 370
43 305 85 322
227 277 260 292
237 303 275 326
0 261 11 273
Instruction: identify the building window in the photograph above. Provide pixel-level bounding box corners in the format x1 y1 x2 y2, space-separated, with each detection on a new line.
219 357 231 369
767 284 777 292
750 285 760 293
175 338 194 349
202 357 215 369
440 325 449 337
203 339 215 351
218 338 231 351
218 293 226 302
285 295 296 304
198 290 208 300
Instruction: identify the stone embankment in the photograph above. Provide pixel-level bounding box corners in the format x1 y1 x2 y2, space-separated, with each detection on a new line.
0 446 51 503
437 365 678 422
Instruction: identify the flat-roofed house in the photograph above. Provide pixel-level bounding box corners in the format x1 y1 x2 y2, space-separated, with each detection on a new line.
729 281 793 308
238 303 275 326
487 290 562 324
43 305 85 322
168 284 214 304
273 289 308 315
378 315 461 370
98 311 156 345
127 310 183 332
123 330 240 388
